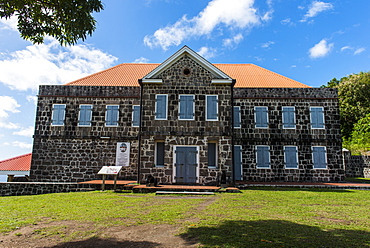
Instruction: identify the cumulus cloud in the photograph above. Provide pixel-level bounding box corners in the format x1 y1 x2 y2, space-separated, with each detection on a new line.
0 16 18 31
0 37 117 91
11 141 33 149
300 1 333 22
144 0 271 50
308 39 333 59
197 47 217 59
133 57 150 63
13 126 34 137
261 41 275 48
223 34 244 48
0 96 20 129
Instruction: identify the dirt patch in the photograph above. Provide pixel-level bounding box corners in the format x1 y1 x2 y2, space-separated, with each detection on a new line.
0 221 199 248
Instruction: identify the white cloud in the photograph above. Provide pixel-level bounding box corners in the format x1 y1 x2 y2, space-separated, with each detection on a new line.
0 16 18 31
308 39 333 59
133 57 150 63
26 95 38 105
0 96 20 129
197 47 217 59
11 141 33 149
340 46 352 52
223 34 244 48
144 0 271 50
261 41 275 48
281 18 294 26
354 48 365 55
300 1 333 22
13 126 34 137
0 37 117 91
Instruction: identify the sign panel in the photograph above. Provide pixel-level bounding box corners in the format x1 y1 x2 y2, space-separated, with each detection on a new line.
98 166 122 175
115 142 130 166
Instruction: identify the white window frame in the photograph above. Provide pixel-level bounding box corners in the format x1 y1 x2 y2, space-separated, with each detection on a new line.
155 94 168 120
179 94 195 120
78 104 93 127
105 105 119 127
284 146 299 169
132 105 140 127
282 106 296 129
51 104 66 126
256 145 271 169
254 106 269 129
312 146 327 169
233 106 241 129
310 106 325 129
206 95 218 121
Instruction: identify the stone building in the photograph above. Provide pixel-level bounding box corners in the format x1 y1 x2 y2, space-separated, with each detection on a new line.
30 46 344 184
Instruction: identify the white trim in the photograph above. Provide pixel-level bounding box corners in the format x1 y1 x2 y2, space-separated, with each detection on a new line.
141 79 163 84
132 105 140 127
0 171 30 176
211 79 233 84
283 145 299 169
282 106 296 129
105 105 119 127
155 94 168 120
310 106 325 130
255 145 271 169
312 146 327 169
173 145 199 183
142 46 232 81
178 94 195 121
206 95 218 121
78 104 93 127
51 104 66 126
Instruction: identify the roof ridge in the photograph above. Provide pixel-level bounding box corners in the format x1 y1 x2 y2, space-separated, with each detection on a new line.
0 153 32 163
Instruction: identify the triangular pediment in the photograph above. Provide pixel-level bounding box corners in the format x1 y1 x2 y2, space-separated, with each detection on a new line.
141 46 233 84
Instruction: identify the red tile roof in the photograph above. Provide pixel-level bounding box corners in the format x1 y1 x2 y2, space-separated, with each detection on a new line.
0 153 32 171
66 63 310 88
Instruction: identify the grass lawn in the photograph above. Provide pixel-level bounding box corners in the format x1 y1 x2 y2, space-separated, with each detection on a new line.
346 177 370 183
1 188 370 247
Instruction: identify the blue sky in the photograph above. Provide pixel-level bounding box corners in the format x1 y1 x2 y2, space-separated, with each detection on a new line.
0 0 369 164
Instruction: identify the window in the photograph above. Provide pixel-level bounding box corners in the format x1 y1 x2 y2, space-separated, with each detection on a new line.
155 94 167 120
310 107 325 129
78 105 92 126
233 106 241 128
51 104 66 126
284 146 298 169
155 141 165 167
179 95 195 120
256 146 270 168
282 106 296 129
132 105 140 127
105 105 119 126
234 145 243 180
312 146 327 169
206 95 218 121
208 143 217 168
255 106 268 128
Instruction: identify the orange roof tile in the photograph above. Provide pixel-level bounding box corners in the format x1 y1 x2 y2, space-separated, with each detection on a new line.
66 63 310 88
0 153 32 171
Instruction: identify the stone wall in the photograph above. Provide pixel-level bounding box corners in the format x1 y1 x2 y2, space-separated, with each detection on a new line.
344 151 370 178
30 85 141 182
234 88 344 182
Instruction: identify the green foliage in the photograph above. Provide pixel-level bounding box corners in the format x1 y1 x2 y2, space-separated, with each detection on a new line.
0 0 104 45
343 113 370 154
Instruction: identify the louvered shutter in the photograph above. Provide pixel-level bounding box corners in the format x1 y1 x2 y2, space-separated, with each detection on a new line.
284 146 298 168
155 95 167 119
310 107 325 129
234 145 243 180
52 104 65 126
78 105 92 126
255 107 268 128
106 105 119 126
282 107 295 128
256 146 270 168
233 106 241 128
132 105 140 127
312 146 326 168
206 95 218 120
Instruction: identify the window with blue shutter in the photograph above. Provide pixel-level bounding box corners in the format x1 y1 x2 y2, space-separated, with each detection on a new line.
284 146 298 169
155 141 165 167
282 106 296 129
155 94 167 120
310 107 325 129
312 146 327 169
206 95 218 121
51 104 66 126
208 143 217 168
233 106 241 128
255 107 268 128
78 105 92 126
256 146 270 168
105 105 119 126
179 95 195 120
234 145 243 180
132 105 140 127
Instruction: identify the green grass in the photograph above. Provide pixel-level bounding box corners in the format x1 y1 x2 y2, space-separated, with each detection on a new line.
346 177 370 183
1 188 370 247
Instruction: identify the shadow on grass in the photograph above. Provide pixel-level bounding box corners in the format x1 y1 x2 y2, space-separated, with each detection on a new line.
51 237 160 248
247 186 355 193
181 220 370 247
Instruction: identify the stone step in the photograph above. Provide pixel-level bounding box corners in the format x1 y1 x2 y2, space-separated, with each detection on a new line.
155 191 215 195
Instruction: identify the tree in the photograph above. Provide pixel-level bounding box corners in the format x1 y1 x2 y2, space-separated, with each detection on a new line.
0 0 104 45
343 113 370 155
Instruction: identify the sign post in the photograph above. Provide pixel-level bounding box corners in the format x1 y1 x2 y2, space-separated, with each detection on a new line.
98 166 122 191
